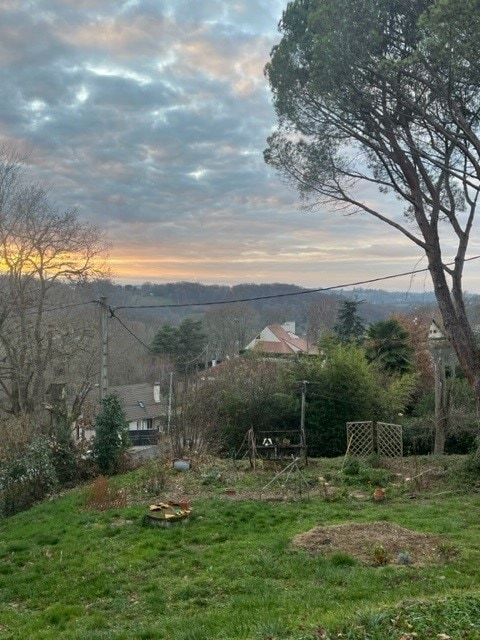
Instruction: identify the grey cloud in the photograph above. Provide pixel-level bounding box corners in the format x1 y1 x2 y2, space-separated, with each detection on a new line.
0 0 447 291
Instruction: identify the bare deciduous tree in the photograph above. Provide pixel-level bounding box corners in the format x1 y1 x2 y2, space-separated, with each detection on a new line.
307 294 339 345
0 147 108 417
203 302 258 359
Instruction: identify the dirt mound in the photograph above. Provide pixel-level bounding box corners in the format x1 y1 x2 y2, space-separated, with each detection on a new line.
293 520 445 566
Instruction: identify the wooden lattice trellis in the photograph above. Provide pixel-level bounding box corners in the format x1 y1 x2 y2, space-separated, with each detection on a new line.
377 422 403 458
345 422 374 458
346 421 402 459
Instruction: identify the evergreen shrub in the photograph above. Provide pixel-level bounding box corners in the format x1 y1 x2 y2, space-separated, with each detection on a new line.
0 437 58 517
92 394 130 476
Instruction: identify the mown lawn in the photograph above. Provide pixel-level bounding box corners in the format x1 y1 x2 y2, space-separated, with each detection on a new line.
0 460 479 639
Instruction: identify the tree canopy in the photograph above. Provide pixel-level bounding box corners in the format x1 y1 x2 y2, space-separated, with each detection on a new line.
365 318 414 374
288 343 386 456
334 299 365 344
92 394 130 476
151 318 207 370
265 0 480 405
0 147 107 416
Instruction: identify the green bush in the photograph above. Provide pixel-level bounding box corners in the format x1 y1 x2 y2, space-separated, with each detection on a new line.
341 460 393 488
403 417 478 456
201 468 224 486
365 452 382 468
92 394 130 476
357 466 393 487
50 429 79 485
402 419 434 455
130 459 168 498
455 439 480 486
0 437 58 517
342 457 360 476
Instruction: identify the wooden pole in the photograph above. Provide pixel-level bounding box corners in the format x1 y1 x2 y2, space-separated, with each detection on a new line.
99 296 109 402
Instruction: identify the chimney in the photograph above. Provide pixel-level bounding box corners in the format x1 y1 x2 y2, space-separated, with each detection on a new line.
153 382 161 403
282 321 296 334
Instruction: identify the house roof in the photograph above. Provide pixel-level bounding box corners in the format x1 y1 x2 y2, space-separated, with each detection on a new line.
110 383 163 421
428 318 447 342
245 323 318 355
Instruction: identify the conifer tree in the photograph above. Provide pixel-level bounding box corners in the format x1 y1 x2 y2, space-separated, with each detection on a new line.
92 394 130 475
334 300 365 345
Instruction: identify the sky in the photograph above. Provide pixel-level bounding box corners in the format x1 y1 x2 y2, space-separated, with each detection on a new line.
1 0 479 294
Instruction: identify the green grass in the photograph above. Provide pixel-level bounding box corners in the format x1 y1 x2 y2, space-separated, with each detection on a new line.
0 460 479 639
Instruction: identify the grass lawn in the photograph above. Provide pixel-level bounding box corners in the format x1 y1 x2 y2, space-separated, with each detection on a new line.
0 456 479 639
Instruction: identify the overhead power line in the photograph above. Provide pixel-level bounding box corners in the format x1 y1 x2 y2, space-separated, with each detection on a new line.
21 300 97 317
104 255 480 353
109 308 152 352
112 255 480 311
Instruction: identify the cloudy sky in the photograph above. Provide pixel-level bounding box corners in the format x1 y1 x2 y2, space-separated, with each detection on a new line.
1 0 479 293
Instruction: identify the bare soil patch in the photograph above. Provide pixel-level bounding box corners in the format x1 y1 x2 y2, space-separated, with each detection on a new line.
293 520 445 566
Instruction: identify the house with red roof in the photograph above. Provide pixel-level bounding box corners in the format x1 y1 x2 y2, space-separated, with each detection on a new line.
244 321 318 355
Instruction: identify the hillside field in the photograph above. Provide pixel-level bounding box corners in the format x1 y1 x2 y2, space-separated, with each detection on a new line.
1 455 479 639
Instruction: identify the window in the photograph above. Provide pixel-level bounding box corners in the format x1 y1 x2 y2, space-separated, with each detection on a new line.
135 418 153 430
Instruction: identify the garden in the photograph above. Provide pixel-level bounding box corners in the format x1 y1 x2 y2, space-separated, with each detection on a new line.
1 453 479 639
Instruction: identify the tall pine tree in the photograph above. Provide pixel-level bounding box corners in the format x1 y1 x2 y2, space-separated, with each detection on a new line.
93 394 130 475
334 300 365 345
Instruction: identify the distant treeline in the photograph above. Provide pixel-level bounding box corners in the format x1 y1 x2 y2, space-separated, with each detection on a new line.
133 281 310 305
95 280 442 335
124 280 438 308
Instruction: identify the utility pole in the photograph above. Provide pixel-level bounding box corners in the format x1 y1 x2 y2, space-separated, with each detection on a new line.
99 296 109 402
167 371 173 433
300 380 308 464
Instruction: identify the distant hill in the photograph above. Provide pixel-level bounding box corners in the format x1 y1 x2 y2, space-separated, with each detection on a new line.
121 281 438 308
340 287 437 310
102 281 442 330
80 279 480 387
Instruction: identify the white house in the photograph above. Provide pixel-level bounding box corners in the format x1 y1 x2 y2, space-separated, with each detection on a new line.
109 382 165 446
428 319 446 342
244 321 318 355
